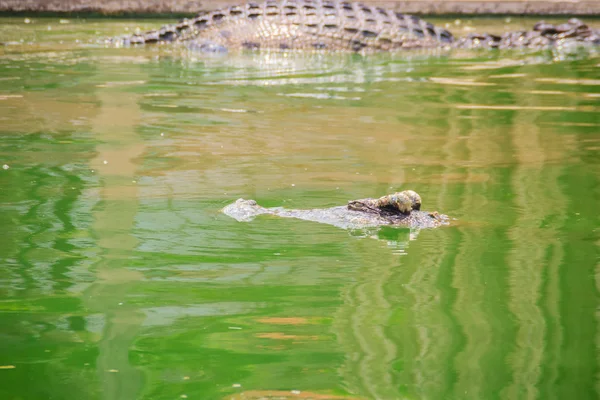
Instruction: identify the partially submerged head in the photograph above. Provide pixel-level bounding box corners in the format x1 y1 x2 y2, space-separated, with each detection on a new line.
222 198 265 222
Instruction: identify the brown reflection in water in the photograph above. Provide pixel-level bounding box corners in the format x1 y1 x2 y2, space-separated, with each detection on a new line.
322 63 595 399
135 92 472 203
332 100 462 399
400 97 487 398
257 317 312 325
334 239 404 399
535 78 600 85
456 104 577 111
255 332 320 341
501 80 568 400
224 390 361 400
398 102 462 399
430 77 497 87
136 102 426 199
0 90 99 135
323 77 549 398
83 74 147 400
446 74 578 399
444 103 509 399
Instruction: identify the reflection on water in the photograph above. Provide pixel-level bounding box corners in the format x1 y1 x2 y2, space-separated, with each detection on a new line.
0 16 599 400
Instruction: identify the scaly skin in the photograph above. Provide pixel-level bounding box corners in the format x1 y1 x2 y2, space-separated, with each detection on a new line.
114 0 453 51
222 190 448 230
111 0 600 52
455 18 600 49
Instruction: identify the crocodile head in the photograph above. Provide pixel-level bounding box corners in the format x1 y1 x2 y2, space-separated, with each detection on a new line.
222 198 267 222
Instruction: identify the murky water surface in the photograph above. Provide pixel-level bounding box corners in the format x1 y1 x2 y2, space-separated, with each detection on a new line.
0 16 599 400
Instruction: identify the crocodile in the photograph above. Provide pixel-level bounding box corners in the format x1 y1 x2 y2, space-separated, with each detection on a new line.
112 0 600 52
222 190 449 230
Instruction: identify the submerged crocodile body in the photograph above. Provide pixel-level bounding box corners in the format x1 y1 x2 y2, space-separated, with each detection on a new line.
222 190 449 230
114 0 600 52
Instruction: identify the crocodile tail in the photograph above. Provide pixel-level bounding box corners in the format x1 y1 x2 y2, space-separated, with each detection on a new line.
111 9 216 46
435 26 454 44
112 20 191 46
397 13 454 44
453 18 600 49
112 2 249 46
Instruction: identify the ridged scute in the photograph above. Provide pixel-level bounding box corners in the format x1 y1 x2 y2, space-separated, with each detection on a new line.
116 2 599 52
122 0 454 51
454 18 599 49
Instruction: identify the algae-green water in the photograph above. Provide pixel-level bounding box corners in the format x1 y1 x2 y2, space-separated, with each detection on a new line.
0 17 599 400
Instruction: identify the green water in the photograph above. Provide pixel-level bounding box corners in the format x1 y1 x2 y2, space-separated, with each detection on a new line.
0 16 599 400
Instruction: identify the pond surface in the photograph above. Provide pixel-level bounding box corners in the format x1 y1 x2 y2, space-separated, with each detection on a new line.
0 16 599 400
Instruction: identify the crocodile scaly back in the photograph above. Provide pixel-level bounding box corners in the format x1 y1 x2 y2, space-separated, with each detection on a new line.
121 0 454 51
